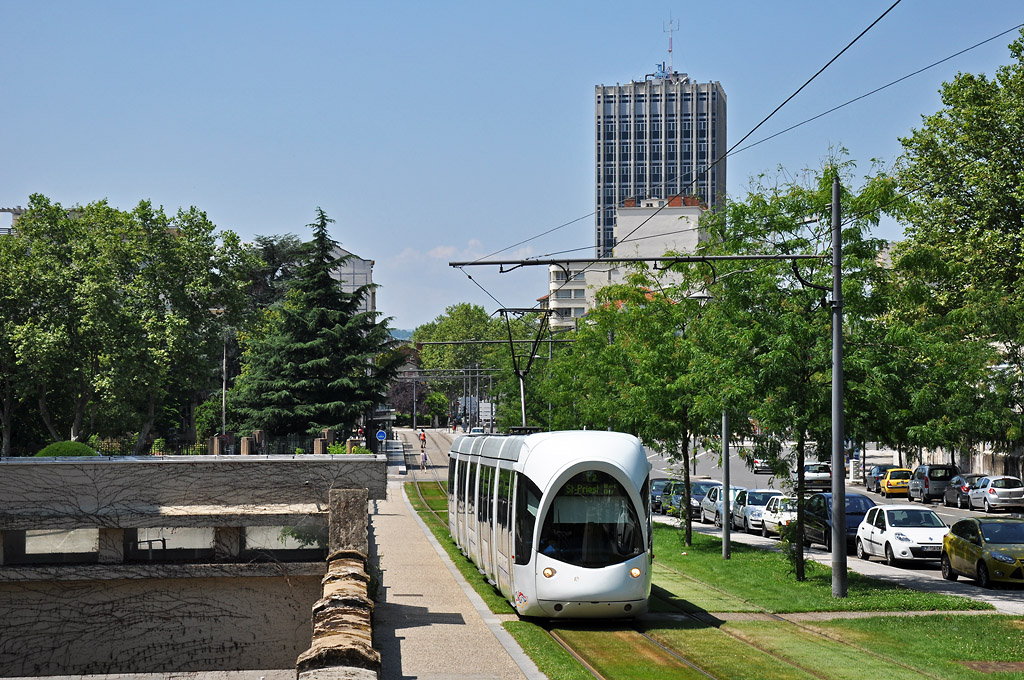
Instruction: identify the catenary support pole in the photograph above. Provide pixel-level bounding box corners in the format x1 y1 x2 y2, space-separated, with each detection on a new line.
722 409 731 560
831 172 848 597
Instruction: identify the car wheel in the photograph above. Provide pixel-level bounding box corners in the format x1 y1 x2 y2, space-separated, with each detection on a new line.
856 539 868 561
744 518 752 534
906 491 913 502
977 561 992 589
762 523 769 538
885 543 899 567
825 533 833 553
941 554 958 581
943 494 951 508
699 509 708 524
958 495 966 510
880 488 886 498
714 512 722 529
985 499 994 514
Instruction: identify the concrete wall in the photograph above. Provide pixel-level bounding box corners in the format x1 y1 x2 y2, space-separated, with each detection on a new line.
0 566 323 676
0 455 386 531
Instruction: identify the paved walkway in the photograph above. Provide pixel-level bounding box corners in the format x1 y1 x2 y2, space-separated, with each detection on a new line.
371 428 541 680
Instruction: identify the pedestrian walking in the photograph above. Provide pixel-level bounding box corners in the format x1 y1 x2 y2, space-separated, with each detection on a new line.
420 447 427 471
419 428 426 452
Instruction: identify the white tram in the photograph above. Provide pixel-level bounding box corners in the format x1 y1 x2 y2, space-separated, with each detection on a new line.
447 430 652 618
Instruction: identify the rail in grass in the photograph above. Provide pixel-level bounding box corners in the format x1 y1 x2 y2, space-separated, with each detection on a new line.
447 430 652 618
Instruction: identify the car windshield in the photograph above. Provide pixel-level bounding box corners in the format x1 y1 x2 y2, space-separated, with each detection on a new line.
980 522 1024 544
992 478 1023 489
832 496 874 514
806 464 830 474
888 470 911 480
652 480 669 493
747 492 780 505
691 482 719 495
886 509 945 528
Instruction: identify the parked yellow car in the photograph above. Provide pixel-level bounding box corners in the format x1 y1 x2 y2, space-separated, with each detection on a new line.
879 468 912 498
941 518 1024 588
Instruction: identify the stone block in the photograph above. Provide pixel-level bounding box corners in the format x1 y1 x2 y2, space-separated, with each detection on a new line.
97 528 125 564
240 437 255 456
328 489 368 555
314 438 329 455
322 429 336 445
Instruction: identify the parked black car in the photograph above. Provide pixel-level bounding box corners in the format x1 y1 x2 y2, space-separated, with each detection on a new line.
804 492 876 552
943 474 985 509
866 464 898 493
651 478 671 513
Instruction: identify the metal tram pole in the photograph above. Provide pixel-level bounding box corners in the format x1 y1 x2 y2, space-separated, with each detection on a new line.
830 173 848 598
722 409 731 560
412 376 418 430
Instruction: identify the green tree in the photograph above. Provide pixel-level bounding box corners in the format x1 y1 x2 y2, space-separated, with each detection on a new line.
234 208 400 437
894 29 1024 452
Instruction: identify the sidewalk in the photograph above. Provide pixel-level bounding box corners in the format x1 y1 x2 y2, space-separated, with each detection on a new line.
372 441 541 679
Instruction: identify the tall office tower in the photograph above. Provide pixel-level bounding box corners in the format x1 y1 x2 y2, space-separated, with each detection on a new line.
595 65 726 257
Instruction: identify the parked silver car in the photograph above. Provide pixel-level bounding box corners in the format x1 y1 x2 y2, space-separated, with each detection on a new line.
731 489 782 533
700 485 747 527
908 464 960 503
968 476 1024 513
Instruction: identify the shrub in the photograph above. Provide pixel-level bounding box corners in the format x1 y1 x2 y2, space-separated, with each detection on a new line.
151 437 167 454
34 441 100 457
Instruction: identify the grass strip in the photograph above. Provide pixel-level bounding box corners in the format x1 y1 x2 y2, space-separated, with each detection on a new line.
550 625 710 680
812 614 1024 679
643 620 820 680
651 563 760 613
403 482 514 614
653 523 990 613
502 621 593 680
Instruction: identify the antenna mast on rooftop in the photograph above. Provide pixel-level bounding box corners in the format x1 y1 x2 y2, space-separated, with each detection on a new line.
663 15 679 75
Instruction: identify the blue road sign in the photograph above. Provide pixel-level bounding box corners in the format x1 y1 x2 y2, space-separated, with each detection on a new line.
376 429 387 442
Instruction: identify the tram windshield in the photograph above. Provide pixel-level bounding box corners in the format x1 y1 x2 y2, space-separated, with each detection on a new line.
537 470 644 568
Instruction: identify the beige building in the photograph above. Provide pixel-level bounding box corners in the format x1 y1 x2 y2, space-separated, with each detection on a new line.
548 196 705 329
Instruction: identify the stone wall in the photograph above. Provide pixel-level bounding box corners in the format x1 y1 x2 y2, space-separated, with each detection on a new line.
0 564 323 676
0 455 386 531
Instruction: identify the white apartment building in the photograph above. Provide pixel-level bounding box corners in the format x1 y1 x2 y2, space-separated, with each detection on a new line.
548 196 705 329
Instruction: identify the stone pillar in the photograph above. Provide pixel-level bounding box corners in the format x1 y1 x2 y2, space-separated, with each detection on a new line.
328 488 368 554
97 528 125 564
321 429 335 445
253 430 266 454
240 436 255 456
313 438 328 455
208 436 223 455
214 526 242 560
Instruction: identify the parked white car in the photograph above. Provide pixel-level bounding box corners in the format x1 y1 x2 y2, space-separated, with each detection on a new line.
700 485 747 528
801 462 832 491
731 489 782 533
855 504 949 565
968 476 1024 513
760 495 797 538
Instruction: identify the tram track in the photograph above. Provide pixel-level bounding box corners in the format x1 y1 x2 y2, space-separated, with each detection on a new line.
650 560 948 680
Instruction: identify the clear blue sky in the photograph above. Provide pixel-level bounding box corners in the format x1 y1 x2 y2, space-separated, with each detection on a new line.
2 1 1021 330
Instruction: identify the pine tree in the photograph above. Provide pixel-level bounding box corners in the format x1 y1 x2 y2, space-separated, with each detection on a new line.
234 208 400 436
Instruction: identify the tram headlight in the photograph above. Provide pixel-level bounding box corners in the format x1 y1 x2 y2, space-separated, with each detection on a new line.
543 567 556 578
630 567 642 579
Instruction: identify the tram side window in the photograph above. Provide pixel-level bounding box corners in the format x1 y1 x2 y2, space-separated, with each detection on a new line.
496 469 512 531
457 460 467 514
478 466 493 523
448 458 456 493
467 462 478 519
514 473 542 565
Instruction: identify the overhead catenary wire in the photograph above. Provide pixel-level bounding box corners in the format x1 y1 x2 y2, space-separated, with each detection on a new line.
458 14 1016 295
457 0 904 309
